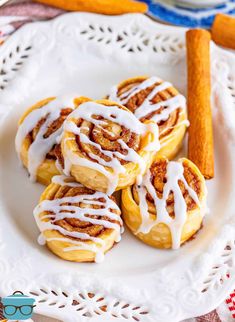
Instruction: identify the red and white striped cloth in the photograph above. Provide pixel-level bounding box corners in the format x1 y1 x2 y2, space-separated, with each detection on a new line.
0 1 235 321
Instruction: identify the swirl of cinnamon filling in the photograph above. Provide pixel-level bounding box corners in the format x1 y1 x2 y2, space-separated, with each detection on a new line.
15 96 76 185
133 159 201 216
60 98 159 194
34 175 123 263
31 107 73 159
108 76 187 138
122 157 207 249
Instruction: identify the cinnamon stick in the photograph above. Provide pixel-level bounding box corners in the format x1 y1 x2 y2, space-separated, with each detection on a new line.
186 29 214 179
33 0 148 14
211 14 235 49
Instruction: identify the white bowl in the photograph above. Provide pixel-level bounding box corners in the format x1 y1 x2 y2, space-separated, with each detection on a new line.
175 0 228 8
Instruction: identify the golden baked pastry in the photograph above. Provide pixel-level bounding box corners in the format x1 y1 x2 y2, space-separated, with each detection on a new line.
33 175 123 263
15 96 76 185
59 98 160 194
121 157 207 249
108 76 188 159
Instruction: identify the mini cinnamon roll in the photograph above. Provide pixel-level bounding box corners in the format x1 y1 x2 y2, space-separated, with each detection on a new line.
122 157 207 249
59 98 160 194
107 76 188 160
34 175 123 263
15 96 76 185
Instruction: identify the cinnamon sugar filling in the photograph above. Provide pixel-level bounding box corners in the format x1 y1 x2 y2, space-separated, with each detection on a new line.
117 81 181 139
73 114 141 166
44 184 121 242
26 107 73 160
133 159 202 219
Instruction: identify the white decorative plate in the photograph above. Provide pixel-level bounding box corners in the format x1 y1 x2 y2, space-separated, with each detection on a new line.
0 13 235 322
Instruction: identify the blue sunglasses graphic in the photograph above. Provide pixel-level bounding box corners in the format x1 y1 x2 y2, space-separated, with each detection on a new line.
1 291 36 320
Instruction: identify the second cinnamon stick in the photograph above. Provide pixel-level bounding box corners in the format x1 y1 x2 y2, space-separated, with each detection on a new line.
212 14 235 50
186 29 214 179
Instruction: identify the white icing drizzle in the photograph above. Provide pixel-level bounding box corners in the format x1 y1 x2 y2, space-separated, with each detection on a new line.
108 76 186 123
37 234 46 245
34 176 123 263
62 102 160 195
136 160 203 249
15 95 75 181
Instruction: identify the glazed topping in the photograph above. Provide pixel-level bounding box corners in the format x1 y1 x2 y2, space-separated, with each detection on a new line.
108 76 187 138
62 101 160 194
34 175 123 263
15 96 75 181
133 159 205 249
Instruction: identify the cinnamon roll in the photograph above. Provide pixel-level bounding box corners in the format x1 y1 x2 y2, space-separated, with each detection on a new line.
60 98 160 194
121 157 207 249
108 76 188 160
34 175 123 263
15 96 76 185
